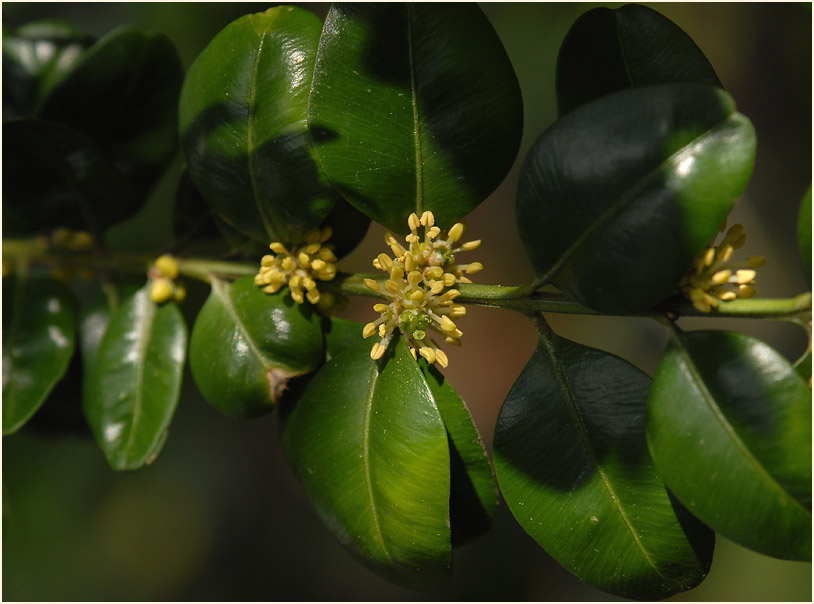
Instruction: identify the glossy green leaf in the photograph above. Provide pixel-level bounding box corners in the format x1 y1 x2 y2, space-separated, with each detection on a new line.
189 276 323 419
517 84 755 313
419 361 497 546
556 4 721 116
798 185 811 285
322 316 367 361
2 20 94 119
78 283 141 385
309 3 523 233
38 25 183 203
493 329 713 599
2 275 77 435
2 118 133 237
793 349 811 383
648 329 812 561
83 286 186 470
281 338 451 590
179 7 338 246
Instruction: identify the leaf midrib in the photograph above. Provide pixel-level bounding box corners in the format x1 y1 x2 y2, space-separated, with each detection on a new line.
406 3 424 216
122 289 156 461
247 18 278 241
212 277 274 370
675 334 810 517
539 330 668 580
362 357 395 566
538 115 733 286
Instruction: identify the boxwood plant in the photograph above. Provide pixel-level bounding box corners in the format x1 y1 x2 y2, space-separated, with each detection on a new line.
3 3 810 599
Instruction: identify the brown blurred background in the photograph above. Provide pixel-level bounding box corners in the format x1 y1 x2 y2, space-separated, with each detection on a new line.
3 3 811 600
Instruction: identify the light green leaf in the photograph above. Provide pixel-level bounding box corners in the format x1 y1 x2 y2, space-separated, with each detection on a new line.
3 275 77 435
309 2 523 233
189 276 323 419
83 285 186 470
493 328 713 599
419 361 497 546
179 7 338 246
648 329 812 561
281 338 451 590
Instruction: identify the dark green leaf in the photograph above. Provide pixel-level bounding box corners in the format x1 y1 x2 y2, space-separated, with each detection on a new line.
83 285 187 470
648 329 812 561
419 361 497 546
189 276 324 419
319 197 371 259
3 275 77 435
493 329 713 599
798 185 811 286
2 118 133 237
517 84 755 313
172 170 226 250
2 20 94 119
322 316 367 361
281 338 451 590
179 7 338 246
38 25 183 203
309 3 523 233
556 4 721 116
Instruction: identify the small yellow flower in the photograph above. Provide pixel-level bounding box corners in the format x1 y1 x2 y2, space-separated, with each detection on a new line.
363 211 480 367
255 227 338 309
149 254 185 304
681 222 765 312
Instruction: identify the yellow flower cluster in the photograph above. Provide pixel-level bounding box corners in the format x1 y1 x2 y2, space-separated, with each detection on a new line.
363 211 482 367
254 227 338 306
149 254 186 304
682 222 765 312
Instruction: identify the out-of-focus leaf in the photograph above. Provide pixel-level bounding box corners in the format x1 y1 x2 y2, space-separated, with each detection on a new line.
648 329 812 561
309 3 523 233
3 275 76 435
189 276 323 419
798 185 811 285
281 338 451 590
493 328 714 599
2 20 94 119
517 84 755 313
556 4 721 116
179 7 338 246
38 25 183 203
83 286 186 470
419 361 497 546
2 118 133 237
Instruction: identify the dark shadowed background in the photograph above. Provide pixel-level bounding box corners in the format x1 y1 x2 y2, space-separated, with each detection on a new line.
3 2 811 600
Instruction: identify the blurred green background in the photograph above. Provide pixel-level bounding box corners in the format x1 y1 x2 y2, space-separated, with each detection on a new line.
3 2 811 600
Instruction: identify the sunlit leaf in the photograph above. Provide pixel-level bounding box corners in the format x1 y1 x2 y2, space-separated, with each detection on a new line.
281 338 451 590
179 7 338 246
648 329 812 560
494 328 713 599
83 286 186 470
309 2 522 233
189 276 323 419
517 84 755 313
419 361 497 546
2 275 76 435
